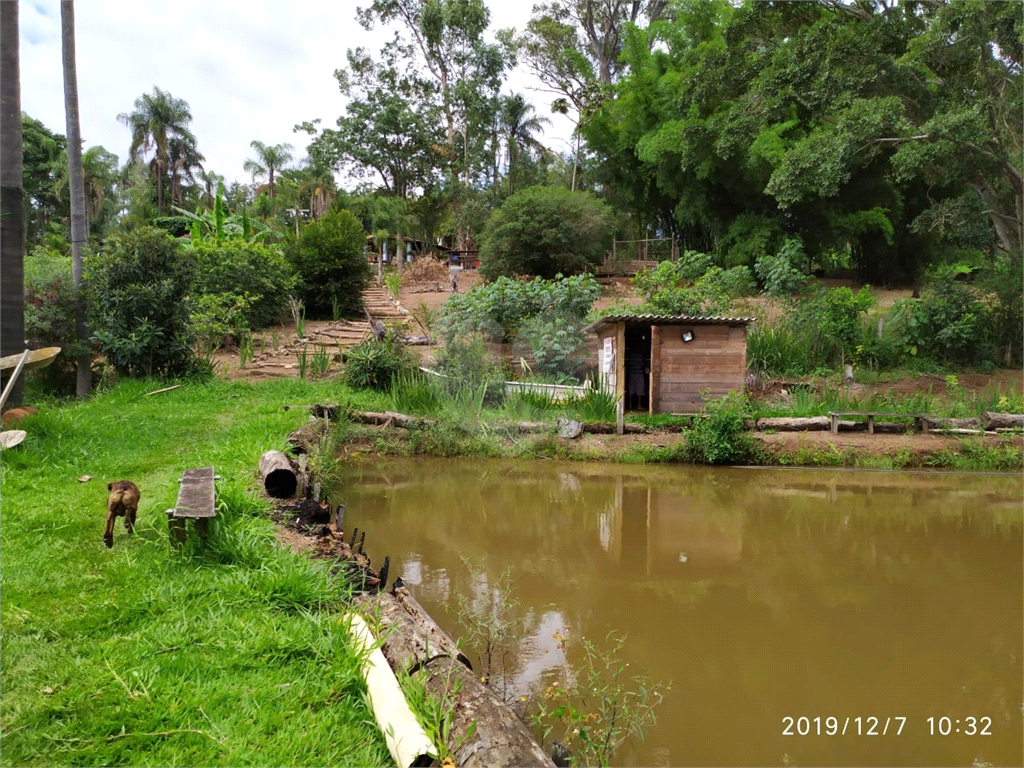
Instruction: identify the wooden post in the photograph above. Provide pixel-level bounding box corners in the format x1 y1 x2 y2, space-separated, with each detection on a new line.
649 325 661 415
616 321 626 435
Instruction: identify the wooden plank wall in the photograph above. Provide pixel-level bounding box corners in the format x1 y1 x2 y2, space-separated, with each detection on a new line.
656 325 747 413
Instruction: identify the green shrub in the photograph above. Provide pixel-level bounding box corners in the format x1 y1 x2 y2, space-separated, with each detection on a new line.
191 240 296 328
682 392 758 465
343 333 415 390
434 334 506 396
479 186 613 280
519 316 587 376
633 260 750 316
754 238 811 296
286 209 370 318
889 279 993 366
438 274 600 342
23 249 82 394
785 286 875 368
152 215 191 237
190 293 253 358
88 227 198 378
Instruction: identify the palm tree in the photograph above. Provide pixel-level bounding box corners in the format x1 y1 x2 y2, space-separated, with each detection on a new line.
243 140 293 198
167 133 204 208
0 0 25 407
117 86 197 214
499 93 550 194
54 145 119 232
198 169 224 209
61 0 91 396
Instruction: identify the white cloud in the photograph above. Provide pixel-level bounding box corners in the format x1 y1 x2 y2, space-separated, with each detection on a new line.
18 0 577 187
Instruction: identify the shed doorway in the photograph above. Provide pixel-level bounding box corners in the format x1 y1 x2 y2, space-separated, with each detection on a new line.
624 326 652 412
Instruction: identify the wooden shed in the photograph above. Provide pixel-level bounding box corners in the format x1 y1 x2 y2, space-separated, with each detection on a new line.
583 314 755 414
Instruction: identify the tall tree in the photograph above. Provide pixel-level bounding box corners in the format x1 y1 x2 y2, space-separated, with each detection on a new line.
523 0 668 188
54 145 119 235
117 87 197 215
499 93 550 193
356 0 513 248
167 133 204 208
586 0 1021 285
1 0 26 407
243 140 293 197
298 48 443 199
61 0 90 396
21 114 66 246
198 169 224 209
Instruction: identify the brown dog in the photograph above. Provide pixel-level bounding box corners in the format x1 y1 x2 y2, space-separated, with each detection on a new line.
104 480 140 548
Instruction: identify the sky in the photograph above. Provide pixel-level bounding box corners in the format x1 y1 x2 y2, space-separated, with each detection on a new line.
18 0 577 188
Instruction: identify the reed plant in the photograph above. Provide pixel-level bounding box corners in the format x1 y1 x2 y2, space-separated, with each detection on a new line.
310 344 332 379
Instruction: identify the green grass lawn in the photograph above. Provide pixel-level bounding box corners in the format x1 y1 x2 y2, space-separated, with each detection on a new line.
0 378 390 767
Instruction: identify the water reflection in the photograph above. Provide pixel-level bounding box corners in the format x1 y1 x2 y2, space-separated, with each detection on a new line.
334 460 1023 768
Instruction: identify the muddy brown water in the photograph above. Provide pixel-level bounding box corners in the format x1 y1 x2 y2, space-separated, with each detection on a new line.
333 459 1023 767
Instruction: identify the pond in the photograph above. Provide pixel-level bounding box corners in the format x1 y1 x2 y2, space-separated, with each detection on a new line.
334 458 1023 767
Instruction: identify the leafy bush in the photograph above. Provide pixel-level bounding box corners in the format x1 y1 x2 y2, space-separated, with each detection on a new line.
633 260 751 316
979 251 1023 367
88 227 198 378
754 238 811 296
518 316 587 376
190 293 253 358
438 274 600 342
785 286 875 367
434 334 506 396
24 249 81 394
889 279 991 366
479 186 614 280
682 392 758 465
191 240 296 328
343 332 415 390
286 209 369 318
152 215 191 237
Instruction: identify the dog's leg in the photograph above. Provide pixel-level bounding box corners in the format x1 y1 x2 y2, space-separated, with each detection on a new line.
103 510 116 548
125 508 136 534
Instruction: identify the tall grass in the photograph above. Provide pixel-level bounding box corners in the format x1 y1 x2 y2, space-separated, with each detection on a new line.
0 378 390 767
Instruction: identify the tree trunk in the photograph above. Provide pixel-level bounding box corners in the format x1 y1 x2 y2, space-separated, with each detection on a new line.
0 0 25 409
61 0 91 398
420 656 556 768
982 412 1024 430
355 587 472 674
755 417 832 431
258 450 298 498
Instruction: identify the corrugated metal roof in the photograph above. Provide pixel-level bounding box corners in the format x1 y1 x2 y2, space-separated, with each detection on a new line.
583 313 756 333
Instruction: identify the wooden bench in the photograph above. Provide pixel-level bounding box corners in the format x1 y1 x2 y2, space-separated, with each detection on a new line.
166 466 218 546
828 411 934 435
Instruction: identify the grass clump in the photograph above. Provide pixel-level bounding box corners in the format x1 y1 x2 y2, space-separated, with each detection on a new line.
0 378 390 767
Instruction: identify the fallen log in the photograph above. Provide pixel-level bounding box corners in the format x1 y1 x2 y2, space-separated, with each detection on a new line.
582 421 647 434
924 417 981 430
356 587 471 674
983 412 1024 430
420 655 556 768
755 416 830 432
351 411 437 429
288 418 329 454
259 450 298 498
928 428 998 436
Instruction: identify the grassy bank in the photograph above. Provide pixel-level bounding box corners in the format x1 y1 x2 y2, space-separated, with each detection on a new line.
315 373 1024 472
0 379 390 767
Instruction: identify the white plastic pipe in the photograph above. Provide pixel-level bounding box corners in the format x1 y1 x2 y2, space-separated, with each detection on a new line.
346 613 437 768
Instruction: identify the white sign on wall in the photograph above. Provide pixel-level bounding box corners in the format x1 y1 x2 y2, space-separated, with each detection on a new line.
602 337 613 374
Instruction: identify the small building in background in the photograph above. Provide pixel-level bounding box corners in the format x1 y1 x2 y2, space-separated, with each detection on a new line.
583 314 754 414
